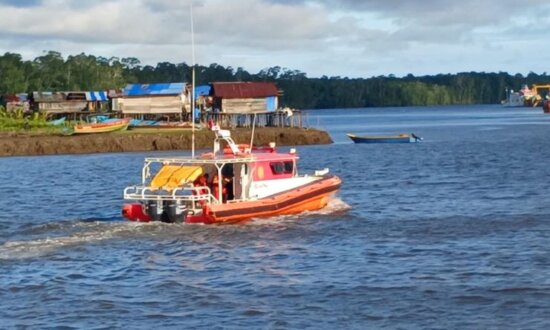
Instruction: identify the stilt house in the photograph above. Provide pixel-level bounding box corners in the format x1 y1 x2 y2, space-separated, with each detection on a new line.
210 82 279 113
120 83 188 118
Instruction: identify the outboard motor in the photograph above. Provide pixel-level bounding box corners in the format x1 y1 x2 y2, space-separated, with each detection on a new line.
145 200 164 222
166 200 187 223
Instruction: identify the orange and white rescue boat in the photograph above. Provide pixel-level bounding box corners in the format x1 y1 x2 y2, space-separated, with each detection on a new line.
122 126 341 224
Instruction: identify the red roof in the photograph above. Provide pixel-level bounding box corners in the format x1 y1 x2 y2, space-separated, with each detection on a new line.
4 94 28 102
211 82 278 99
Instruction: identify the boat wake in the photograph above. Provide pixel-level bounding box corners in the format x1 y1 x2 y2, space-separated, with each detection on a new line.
0 221 157 260
0 198 351 260
315 197 352 215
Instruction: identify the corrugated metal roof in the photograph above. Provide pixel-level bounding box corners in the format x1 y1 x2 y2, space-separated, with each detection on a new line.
4 93 28 102
211 82 278 99
194 85 211 98
65 92 87 101
85 91 108 101
33 92 65 103
124 83 186 96
18 93 29 102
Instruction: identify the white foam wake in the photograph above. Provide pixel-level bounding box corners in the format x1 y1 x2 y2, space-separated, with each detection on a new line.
315 197 352 215
0 221 154 260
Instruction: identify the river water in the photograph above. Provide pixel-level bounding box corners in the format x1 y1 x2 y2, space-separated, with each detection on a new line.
1 105 549 329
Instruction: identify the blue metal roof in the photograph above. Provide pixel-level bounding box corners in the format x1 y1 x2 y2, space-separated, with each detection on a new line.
194 85 211 99
124 83 186 96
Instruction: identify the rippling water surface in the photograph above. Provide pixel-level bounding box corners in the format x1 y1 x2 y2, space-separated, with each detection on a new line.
1 105 549 329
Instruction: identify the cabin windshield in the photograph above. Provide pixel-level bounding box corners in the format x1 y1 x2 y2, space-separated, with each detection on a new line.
269 160 295 175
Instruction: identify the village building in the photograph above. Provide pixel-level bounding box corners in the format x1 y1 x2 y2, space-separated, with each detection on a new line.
32 91 108 118
209 82 279 113
120 83 188 120
4 93 30 113
108 89 124 112
33 92 84 118
84 91 109 112
187 81 303 128
194 84 212 111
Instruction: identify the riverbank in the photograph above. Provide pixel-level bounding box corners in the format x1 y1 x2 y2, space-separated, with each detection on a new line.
0 127 333 157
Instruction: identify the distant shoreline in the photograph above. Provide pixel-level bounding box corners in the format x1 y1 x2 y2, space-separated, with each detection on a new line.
0 127 333 157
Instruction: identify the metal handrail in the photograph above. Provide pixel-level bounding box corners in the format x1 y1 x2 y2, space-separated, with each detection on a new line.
123 185 219 204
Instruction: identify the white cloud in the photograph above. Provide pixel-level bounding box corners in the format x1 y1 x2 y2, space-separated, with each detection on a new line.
0 0 549 77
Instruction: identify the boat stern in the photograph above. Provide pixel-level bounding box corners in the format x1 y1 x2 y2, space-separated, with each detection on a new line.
122 203 151 222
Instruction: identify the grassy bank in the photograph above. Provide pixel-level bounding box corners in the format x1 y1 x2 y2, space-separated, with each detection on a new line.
0 107 70 134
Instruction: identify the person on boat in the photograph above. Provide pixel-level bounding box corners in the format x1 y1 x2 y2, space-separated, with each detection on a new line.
194 173 209 194
224 175 234 201
211 174 228 203
192 173 210 207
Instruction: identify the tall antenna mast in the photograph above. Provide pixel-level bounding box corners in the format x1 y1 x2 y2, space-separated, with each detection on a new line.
190 1 196 158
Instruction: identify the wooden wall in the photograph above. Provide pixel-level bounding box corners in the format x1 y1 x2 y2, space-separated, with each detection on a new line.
221 98 268 113
121 95 185 114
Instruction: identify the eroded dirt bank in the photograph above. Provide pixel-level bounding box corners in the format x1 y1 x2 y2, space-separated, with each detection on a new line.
0 127 333 157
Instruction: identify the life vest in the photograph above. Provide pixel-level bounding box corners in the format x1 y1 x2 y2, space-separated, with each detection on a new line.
212 176 228 202
193 176 209 195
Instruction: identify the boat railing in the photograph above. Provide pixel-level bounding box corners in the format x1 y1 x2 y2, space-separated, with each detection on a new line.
123 185 220 205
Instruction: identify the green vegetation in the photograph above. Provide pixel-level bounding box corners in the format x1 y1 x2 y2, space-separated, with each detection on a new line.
2 51 550 109
0 105 68 133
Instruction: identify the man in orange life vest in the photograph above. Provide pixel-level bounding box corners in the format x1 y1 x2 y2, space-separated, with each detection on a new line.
192 173 210 207
211 174 227 203
194 173 209 194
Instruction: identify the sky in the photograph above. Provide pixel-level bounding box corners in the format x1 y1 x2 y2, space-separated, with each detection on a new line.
1 0 550 78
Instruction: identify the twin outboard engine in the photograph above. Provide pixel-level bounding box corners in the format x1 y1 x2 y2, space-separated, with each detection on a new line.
145 200 187 223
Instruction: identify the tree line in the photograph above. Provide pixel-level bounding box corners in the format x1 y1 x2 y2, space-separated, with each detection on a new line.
2 51 550 109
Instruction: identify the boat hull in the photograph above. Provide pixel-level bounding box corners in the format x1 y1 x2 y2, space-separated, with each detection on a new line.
122 175 341 224
128 126 194 133
74 118 130 134
347 133 420 143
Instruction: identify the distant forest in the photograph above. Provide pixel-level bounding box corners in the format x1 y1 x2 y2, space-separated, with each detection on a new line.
2 51 550 109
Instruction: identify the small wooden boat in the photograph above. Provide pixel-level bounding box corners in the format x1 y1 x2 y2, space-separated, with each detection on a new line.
73 118 130 134
129 121 197 132
122 126 341 224
347 133 422 143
